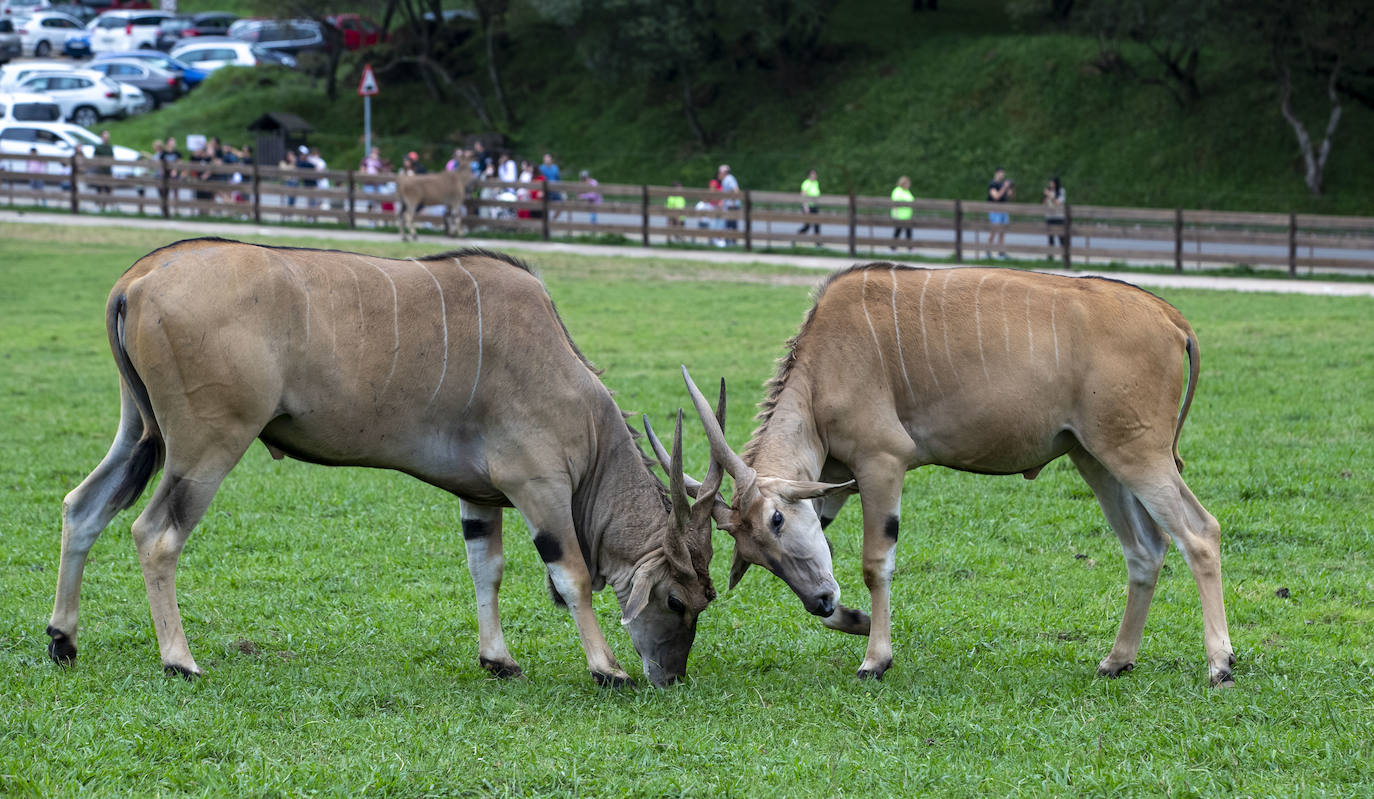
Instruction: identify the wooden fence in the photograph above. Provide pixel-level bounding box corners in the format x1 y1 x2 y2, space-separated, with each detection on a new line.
3 154 1373 273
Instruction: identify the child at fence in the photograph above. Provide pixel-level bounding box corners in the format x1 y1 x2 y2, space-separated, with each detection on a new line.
1043 176 1066 254
665 182 686 242
27 148 46 207
891 176 914 249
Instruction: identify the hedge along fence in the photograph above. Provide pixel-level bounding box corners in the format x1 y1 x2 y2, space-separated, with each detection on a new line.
3 154 1373 273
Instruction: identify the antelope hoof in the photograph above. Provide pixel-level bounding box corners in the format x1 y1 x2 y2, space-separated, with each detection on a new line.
1096 658 1134 678
46 626 76 665
1210 653 1237 688
479 657 524 680
857 659 892 681
162 663 202 680
592 670 635 689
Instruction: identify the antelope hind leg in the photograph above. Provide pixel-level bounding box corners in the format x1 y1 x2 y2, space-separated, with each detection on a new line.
460 501 522 679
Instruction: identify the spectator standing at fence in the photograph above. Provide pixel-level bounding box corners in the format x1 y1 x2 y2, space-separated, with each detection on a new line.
27 147 46 207
278 148 298 220
718 164 740 245
471 142 489 175
359 145 384 224
540 153 562 219
444 147 463 172
577 169 602 224
798 168 821 238
665 181 686 242
91 130 115 211
497 153 516 183
890 175 914 248
402 151 425 176
1043 176 1066 253
161 136 181 180
986 166 1013 259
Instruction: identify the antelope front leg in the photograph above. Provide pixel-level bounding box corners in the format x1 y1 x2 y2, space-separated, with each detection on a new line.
511 489 631 687
855 464 905 680
459 501 521 678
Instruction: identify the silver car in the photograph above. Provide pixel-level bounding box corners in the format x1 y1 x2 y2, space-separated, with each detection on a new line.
0 19 21 64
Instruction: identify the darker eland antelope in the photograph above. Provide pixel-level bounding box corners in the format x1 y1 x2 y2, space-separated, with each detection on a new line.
396 169 472 242
676 264 1234 686
46 239 718 687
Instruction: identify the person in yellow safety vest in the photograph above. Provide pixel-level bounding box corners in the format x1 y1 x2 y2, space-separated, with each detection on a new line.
665 181 687 242
798 168 821 238
891 175 914 249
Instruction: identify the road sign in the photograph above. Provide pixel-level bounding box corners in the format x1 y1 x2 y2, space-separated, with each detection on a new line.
358 64 379 97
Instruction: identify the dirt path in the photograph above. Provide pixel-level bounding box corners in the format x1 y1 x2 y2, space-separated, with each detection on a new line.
5 210 1372 297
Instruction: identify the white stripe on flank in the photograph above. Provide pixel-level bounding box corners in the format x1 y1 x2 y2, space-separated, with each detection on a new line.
1000 279 1011 354
414 259 450 405
860 270 888 376
366 261 401 394
455 258 483 410
889 267 916 404
975 272 991 382
918 270 940 391
1025 286 1034 356
1050 291 1060 369
939 270 959 382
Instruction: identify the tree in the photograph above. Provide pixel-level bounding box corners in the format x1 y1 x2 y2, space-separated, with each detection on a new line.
1229 0 1372 196
474 0 516 128
1079 0 1215 108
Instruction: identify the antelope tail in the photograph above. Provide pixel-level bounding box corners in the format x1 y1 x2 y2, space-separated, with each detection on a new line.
1172 335 1199 474
107 293 165 511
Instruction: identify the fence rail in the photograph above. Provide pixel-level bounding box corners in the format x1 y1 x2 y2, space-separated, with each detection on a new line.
3 154 1372 273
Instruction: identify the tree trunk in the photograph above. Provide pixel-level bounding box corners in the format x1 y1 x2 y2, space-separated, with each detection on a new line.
484 17 515 128
680 68 708 148
1278 61 1343 196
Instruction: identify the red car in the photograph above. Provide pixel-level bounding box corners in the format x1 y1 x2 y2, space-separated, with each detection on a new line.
324 14 384 50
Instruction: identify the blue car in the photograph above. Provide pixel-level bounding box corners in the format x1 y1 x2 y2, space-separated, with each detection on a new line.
89 50 209 87
63 33 92 58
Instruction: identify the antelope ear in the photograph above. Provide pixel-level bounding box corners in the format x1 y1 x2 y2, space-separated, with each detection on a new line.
620 564 655 626
776 478 855 503
728 549 751 590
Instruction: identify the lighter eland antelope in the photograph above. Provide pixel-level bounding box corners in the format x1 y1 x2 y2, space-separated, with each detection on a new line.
46 239 718 687
396 169 471 242
678 263 1235 686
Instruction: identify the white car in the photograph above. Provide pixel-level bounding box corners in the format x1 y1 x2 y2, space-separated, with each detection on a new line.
171 36 295 71
14 69 125 126
0 89 59 120
0 57 72 90
87 9 174 53
0 0 49 19
0 119 143 177
13 8 83 56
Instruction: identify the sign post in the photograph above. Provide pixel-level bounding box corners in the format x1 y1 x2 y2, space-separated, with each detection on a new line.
358 64 380 155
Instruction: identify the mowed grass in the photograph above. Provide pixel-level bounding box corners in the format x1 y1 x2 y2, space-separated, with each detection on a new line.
1 223 1371 797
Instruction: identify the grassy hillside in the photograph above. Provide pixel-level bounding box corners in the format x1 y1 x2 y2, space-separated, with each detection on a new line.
109 0 1374 214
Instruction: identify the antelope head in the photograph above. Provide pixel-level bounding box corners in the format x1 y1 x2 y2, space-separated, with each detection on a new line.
655 368 852 619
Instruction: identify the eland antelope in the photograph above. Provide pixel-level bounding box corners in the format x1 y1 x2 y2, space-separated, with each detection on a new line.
47 239 718 687
677 264 1234 686
396 169 472 242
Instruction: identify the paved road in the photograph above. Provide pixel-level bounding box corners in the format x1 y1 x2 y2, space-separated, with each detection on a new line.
4 208 1372 298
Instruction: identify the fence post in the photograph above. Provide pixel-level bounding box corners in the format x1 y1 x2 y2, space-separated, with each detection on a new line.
641 184 649 247
541 188 550 241
847 191 857 257
1287 212 1297 276
743 190 753 252
953 199 963 263
347 170 356 229
1062 204 1073 270
70 154 79 214
252 162 262 224
1173 208 1184 273
160 159 170 219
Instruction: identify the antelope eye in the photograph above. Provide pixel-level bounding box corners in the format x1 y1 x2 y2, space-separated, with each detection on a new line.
667 596 686 614
770 510 784 530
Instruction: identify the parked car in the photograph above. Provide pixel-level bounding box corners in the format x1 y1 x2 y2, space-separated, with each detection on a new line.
324 13 384 50
14 68 125 125
155 10 235 50
0 18 21 63
0 119 143 177
0 89 60 120
92 48 207 86
45 2 95 25
61 27 87 55
0 0 48 18
113 79 145 114
0 57 73 89
86 9 174 53
86 56 183 106
170 36 295 70
78 0 150 11
226 18 324 56
13 8 84 56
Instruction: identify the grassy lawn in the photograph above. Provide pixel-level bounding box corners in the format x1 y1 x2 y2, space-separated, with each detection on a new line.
1 222 1371 796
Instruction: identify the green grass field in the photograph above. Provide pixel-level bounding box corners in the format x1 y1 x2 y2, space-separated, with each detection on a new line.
1 222 1371 796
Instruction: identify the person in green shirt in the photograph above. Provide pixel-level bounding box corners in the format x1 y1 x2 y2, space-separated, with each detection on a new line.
665 181 687 242
798 168 820 237
891 175 914 248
